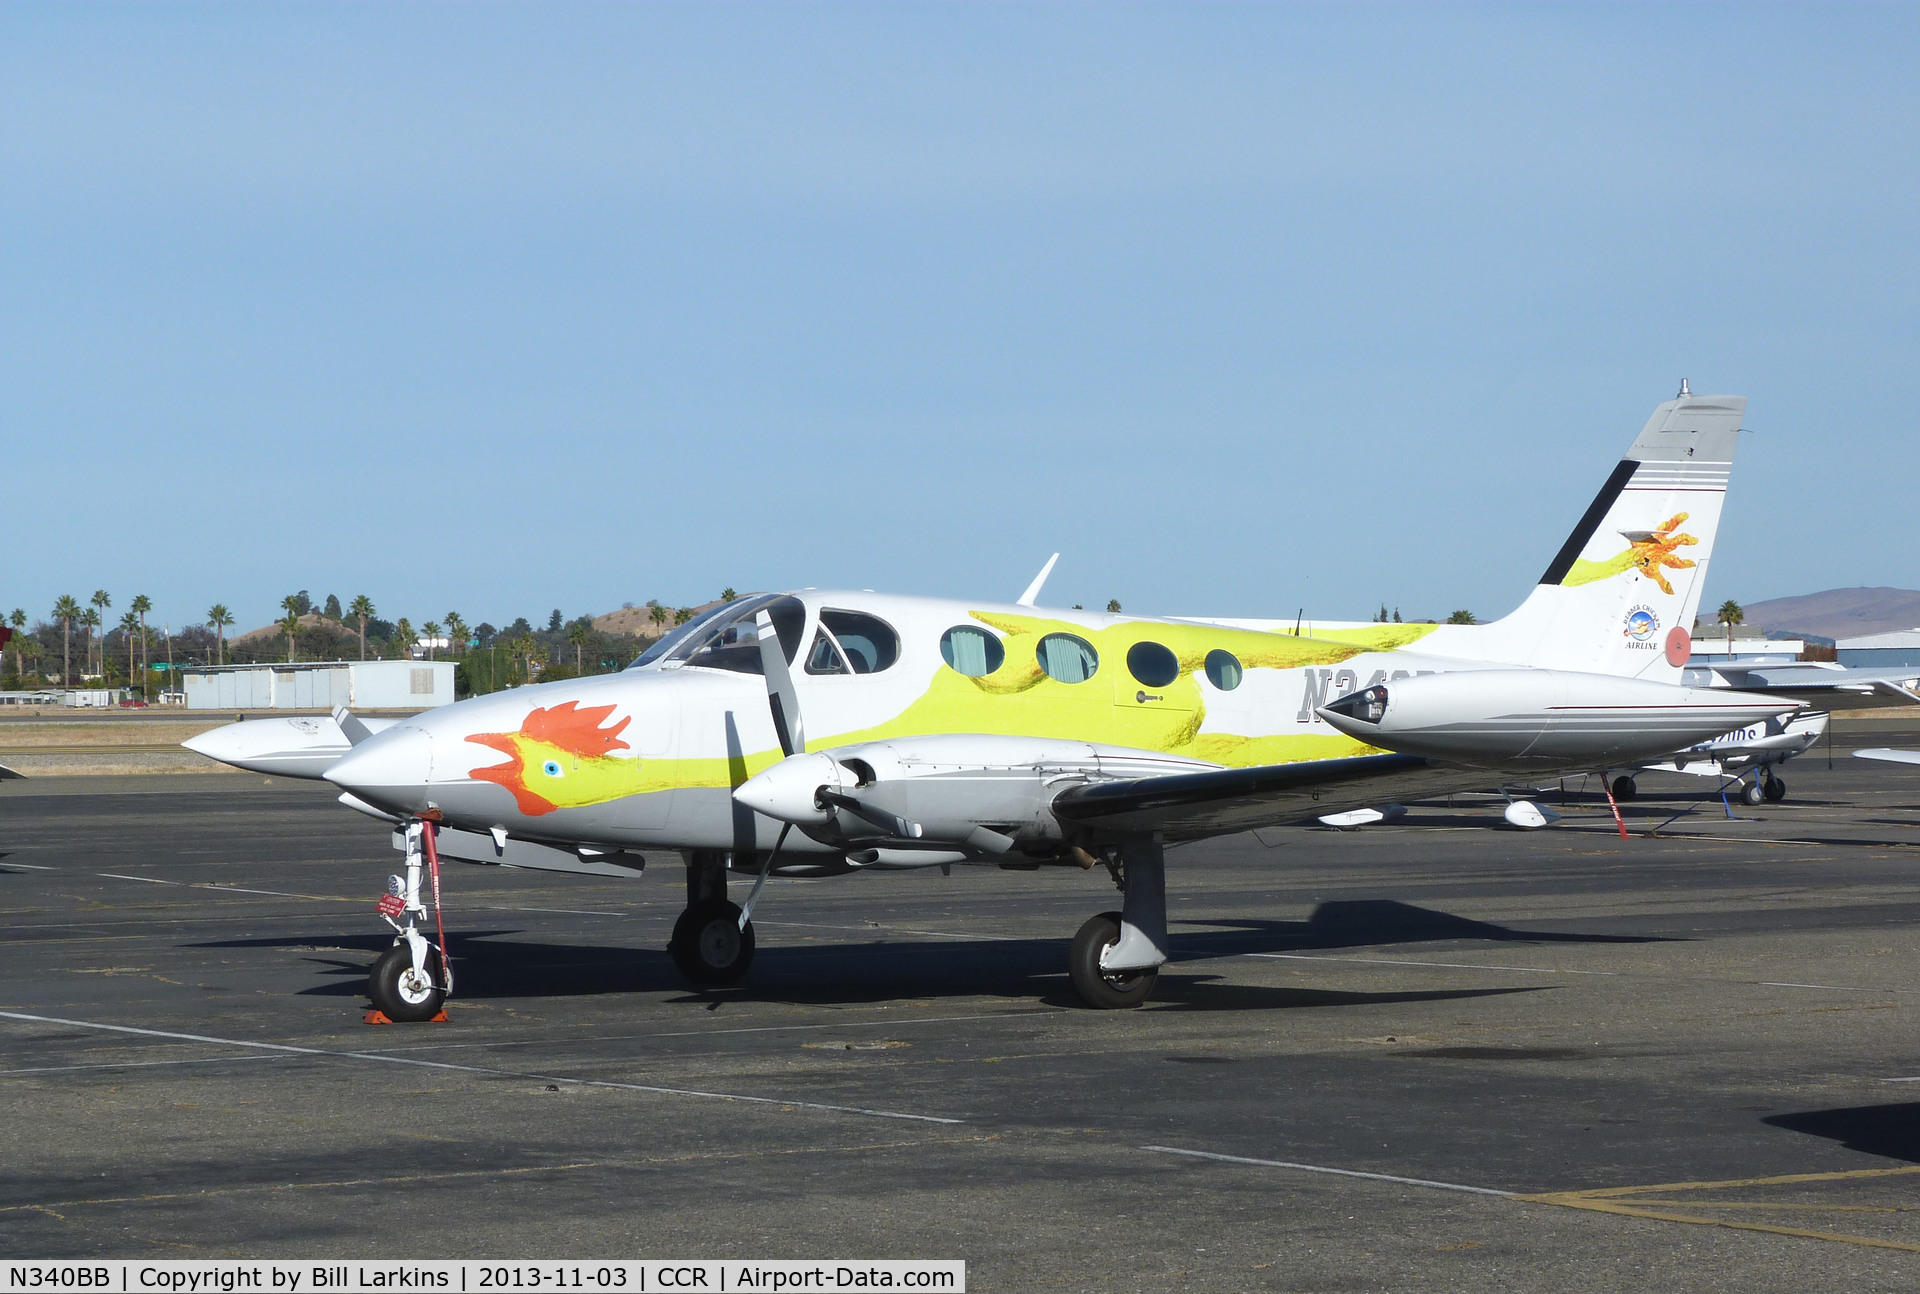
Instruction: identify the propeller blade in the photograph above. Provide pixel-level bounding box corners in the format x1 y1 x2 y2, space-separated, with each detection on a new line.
755 609 805 757
818 789 923 840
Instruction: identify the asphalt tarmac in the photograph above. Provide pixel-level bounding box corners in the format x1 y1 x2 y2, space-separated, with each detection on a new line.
5 726 1920 1291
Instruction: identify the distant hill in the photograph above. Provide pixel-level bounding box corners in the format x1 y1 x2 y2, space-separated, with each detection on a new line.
1709 587 1920 643
592 599 725 638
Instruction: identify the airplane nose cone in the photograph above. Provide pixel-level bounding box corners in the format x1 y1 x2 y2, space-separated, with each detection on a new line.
324 725 434 813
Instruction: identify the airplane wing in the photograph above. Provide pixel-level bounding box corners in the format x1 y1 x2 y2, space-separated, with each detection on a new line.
1855 748 1920 766
1051 753 1493 841
1696 664 1920 711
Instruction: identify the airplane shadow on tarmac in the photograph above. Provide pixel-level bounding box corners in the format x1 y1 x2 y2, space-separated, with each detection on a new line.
1764 1103 1920 1164
190 898 1654 1013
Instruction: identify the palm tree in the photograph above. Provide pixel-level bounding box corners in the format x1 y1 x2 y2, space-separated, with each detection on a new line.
206 605 234 666
648 601 667 634
1717 599 1744 658
89 590 111 675
130 593 153 690
394 618 416 660
721 588 737 603
443 612 467 657
119 611 140 687
53 596 80 685
1106 599 1122 613
79 608 100 679
1446 609 1478 624
7 609 24 680
422 621 441 661
279 610 301 663
568 621 591 672
349 595 375 661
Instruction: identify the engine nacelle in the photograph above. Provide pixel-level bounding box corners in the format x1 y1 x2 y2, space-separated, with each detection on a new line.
1317 668 1802 769
732 734 1215 848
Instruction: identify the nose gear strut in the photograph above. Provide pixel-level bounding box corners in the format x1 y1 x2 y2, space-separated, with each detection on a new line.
366 814 453 1023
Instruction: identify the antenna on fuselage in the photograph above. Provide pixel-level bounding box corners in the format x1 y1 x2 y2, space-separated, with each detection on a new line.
1017 554 1060 607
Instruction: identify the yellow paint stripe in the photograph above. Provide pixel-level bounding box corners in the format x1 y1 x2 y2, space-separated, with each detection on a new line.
1519 1163 1920 1201
1523 1196 1920 1253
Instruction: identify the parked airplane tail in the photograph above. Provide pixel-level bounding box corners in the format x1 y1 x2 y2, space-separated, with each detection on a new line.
1426 390 1746 681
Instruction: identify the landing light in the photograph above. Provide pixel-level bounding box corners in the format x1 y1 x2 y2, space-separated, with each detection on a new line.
1325 685 1389 725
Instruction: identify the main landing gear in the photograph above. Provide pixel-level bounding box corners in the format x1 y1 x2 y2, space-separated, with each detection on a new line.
366 818 454 1023
1742 772 1787 805
669 849 756 987
1066 835 1169 1010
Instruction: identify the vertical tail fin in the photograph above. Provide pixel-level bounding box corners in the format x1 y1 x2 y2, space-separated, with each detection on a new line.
1430 391 1745 680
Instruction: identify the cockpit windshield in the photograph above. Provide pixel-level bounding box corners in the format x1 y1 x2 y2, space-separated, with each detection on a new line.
661 594 806 674
628 600 740 669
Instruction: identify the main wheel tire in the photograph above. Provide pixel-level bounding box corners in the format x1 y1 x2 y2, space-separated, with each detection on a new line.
670 901 755 986
368 943 445 1022
1741 779 1765 805
1068 911 1158 1010
1610 775 1638 801
1763 775 1787 803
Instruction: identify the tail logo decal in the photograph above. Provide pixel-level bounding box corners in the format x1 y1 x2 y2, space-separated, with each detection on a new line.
1624 605 1660 643
1564 512 1698 595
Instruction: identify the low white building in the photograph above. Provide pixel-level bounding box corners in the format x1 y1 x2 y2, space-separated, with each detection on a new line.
182 660 455 710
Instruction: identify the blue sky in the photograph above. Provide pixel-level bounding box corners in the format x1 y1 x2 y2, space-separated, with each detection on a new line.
3 3 1915 635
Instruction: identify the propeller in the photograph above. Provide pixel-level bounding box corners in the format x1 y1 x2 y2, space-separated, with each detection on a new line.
755 609 806 758
816 789 923 840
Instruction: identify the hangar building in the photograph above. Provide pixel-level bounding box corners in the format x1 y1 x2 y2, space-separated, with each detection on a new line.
183 660 455 710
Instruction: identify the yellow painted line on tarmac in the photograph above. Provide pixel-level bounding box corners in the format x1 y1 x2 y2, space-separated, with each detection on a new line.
1514 1164 1920 1253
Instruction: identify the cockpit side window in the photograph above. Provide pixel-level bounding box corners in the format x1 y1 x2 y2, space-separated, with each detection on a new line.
675 595 806 674
804 627 850 675
817 610 900 674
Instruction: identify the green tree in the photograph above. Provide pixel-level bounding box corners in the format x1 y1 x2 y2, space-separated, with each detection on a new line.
7 608 25 680
279 610 301 663
568 621 592 672
1446 609 1478 624
548 609 563 633
130 594 153 695
394 618 416 660
206 604 234 666
53 596 81 685
674 607 693 625
1717 599 1744 657
323 593 342 620
349 594 375 660
422 621 441 661
648 601 667 633
721 588 737 603
444 612 468 656
1106 599 1122 613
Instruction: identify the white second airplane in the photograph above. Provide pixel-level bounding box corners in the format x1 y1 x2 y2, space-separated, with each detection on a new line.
195 389 1809 1019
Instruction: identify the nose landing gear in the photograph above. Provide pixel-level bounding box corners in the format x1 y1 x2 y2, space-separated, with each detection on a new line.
366 817 453 1023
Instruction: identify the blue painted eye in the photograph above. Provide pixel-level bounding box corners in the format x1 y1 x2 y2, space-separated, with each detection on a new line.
542 760 564 778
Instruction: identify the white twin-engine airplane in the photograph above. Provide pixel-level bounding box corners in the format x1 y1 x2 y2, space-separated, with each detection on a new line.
195 390 1810 1020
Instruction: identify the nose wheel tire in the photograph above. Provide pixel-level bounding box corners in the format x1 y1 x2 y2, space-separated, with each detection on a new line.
368 943 446 1022
670 900 756 986
1609 775 1638 801
1763 775 1787 803
1069 911 1158 1010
